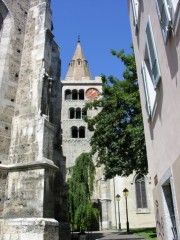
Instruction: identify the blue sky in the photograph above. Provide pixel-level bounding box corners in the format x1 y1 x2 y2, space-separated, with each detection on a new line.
51 0 132 80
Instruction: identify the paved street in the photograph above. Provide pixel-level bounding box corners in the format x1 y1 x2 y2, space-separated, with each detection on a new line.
71 230 146 240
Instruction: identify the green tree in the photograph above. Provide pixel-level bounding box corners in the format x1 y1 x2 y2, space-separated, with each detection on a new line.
84 47 148 179
67 152 99 232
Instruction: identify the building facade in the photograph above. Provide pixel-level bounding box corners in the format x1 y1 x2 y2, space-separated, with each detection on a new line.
128 0 180 239
61 40 155 230
0 0 70 239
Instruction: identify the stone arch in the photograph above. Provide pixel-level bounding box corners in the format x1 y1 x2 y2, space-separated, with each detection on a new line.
71 126 78 138
72 89 78 100
79 126 85 138
65 89 72 100
69 107 75 119
82 108 87 118
79 89 84 100
76 107 81 119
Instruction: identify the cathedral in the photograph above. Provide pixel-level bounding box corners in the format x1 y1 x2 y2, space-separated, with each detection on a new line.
0 0 155 239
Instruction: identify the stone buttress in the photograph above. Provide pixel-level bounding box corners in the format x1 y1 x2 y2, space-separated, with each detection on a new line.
0 0 70 239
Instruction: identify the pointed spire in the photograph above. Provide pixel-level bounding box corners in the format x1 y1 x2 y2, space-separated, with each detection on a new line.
65 40 92 80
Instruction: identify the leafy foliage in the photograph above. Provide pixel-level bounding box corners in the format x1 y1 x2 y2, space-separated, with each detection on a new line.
67 153 99 231
84 47 148 179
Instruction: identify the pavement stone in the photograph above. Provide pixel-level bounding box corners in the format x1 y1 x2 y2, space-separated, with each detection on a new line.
71 230 146 240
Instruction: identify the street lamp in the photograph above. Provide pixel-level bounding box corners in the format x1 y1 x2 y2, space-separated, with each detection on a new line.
115 194 121 230
123 188 129 233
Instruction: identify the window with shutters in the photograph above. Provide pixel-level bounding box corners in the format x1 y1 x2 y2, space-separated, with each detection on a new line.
141 17 161 119
156 0 172 42
131 0 139 30
135 174 147 209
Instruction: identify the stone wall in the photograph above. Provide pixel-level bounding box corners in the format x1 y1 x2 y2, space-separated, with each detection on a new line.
0 0 70 239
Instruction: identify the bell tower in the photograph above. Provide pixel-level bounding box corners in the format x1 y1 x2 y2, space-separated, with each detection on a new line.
61 40 113 230
61 40 102 168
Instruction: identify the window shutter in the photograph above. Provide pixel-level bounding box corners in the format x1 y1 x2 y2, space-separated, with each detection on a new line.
141 62 151 118
156 0 172 42
146 19 161 87
131 0 139 29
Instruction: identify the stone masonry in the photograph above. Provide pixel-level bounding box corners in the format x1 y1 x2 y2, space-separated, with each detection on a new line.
0 0 70 239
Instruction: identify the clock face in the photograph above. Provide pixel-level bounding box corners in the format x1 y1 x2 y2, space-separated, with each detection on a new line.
86 88 99 100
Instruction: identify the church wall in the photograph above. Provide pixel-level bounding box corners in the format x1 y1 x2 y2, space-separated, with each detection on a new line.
110 174 155 229
0 0 70 239
0 0 30 165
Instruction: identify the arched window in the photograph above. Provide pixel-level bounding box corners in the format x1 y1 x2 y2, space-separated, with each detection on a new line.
82 108 87 118
135 174 147 209
79 126 85 138
65 89 71 100
69 108 75 119
76 108 81 119
71 126 78 138
72 89 78 100
79 89 84 100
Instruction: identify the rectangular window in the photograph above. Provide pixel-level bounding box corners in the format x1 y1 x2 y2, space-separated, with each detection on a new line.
162 180 178 239
156 0 172 42
131 0 139 30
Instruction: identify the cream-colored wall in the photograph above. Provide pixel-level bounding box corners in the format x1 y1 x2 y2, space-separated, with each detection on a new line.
110 174 155 229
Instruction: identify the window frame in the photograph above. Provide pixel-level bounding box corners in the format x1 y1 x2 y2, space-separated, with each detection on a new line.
131 0 139 30
65 89 72 100
156 0 172 43
71 126 78 138
135 174 148 209
146 17 161 88
79 126 85 138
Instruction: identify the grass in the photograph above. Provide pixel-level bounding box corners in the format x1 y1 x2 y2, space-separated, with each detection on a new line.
131 228 157 240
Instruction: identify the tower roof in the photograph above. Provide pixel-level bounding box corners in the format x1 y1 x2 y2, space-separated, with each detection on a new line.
65 40 92 80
